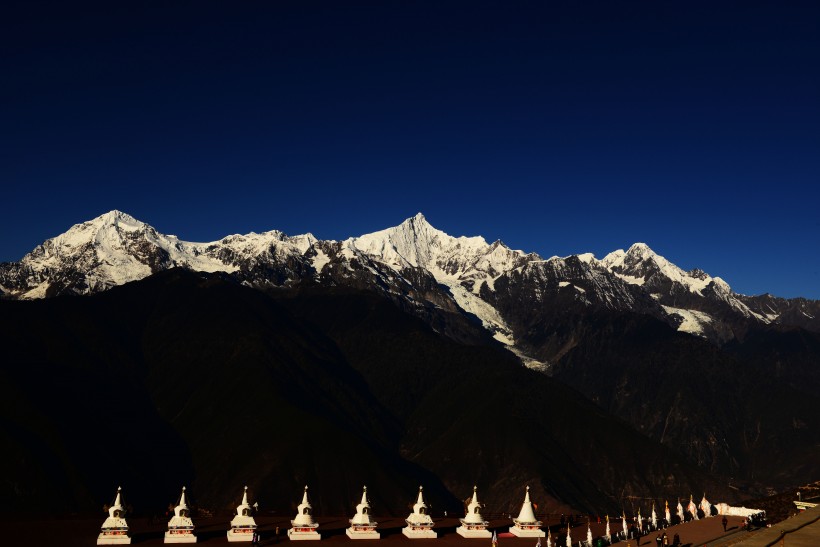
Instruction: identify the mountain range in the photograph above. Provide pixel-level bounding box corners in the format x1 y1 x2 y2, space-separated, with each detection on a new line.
3 210 818 352
1 211 819 514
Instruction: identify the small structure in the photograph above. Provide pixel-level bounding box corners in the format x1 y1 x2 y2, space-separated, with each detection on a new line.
346 486 380 539
700 493 712 517
403 486 437 538
98 486 131 545
288 486 321 541
509 486 544 537
227 486 257 542
687 495 699 521
456 486 491 538
165 486 196 543
664 501 671 526
715 503 766 517
793 490 820 512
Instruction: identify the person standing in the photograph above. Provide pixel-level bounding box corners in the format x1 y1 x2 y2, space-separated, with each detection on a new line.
722 516 728 531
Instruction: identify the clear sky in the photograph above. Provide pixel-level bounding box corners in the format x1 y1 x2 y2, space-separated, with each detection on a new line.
2 1 819 298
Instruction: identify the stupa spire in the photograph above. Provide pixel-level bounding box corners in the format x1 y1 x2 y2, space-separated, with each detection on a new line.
113 487 123 509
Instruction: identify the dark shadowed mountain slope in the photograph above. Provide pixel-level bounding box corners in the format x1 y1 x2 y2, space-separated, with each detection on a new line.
0 270 457 515
549 313 820 495
272 287 734 514
0 270 731 516
723 326 820 399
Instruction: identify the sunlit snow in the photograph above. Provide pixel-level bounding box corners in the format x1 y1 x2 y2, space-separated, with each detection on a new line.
662 305 713 336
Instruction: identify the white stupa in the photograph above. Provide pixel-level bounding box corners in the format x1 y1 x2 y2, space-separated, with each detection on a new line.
227 486 257 542
687 495 699 521
664 501 671 526
98 486 131 545
346 486 380 539
456 486 491 538
165 486 196 543
700 493 712 517
403 486 437 538
509 486 544 537
288 486 321 541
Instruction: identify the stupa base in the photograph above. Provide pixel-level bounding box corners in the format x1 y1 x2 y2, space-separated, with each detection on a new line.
97 534 132 545
346 528 380 539
227 529 256 542
403 527 437 538
509 526 545 538
288 529 321 541
456 526 492 538
164 531 197 543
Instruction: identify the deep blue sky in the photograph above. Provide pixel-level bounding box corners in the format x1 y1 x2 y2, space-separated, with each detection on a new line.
2 1 819 298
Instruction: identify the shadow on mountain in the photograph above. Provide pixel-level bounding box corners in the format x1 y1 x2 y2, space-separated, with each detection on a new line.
0 270 731 516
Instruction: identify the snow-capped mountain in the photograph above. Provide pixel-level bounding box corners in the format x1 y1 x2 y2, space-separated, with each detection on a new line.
342 213 539 346
2 211 818 358
0 211 313 299
597 243 765 340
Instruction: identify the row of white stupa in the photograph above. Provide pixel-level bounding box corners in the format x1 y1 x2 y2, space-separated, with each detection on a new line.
97 484 544 545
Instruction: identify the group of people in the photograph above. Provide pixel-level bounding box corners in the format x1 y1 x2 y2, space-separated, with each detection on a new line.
651 531 680 546
624 529 680 546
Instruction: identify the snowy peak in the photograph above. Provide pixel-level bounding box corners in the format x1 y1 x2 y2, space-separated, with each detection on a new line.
48 210 152 254
2 210 322 299
602 242 717 295
347 213 537 290
348 213 488 271
596 242 770 334
95 209 143 227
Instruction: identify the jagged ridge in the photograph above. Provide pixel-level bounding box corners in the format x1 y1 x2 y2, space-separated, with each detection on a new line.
1 211 819 350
